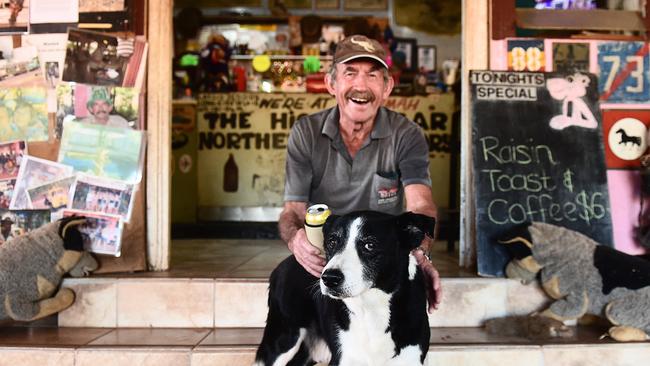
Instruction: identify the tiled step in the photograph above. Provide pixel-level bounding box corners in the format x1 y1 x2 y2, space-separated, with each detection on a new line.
58 277 549 328
1 326 649 366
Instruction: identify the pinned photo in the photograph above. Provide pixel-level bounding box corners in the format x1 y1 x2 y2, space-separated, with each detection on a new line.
58 120 145 183
0 140 26 180
0 208 51 245
56 83 139 138
9 155 74 209
0 88 49 142
0 0 29 34
70 174 136 222
27 175 75 211
62 209 123 257
62 29 129 86
0 179 15 209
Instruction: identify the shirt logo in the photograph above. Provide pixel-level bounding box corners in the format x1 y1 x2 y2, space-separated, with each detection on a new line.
377 187 398 205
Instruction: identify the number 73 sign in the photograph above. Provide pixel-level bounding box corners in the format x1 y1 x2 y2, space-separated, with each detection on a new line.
598 42 650 103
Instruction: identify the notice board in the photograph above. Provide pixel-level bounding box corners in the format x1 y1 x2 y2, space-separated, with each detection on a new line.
470 70 613 277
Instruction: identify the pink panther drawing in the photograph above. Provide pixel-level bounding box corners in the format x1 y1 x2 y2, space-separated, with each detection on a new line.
546 73 597 130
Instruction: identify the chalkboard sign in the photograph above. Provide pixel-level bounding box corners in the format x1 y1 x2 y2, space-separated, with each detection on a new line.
470 70 613 277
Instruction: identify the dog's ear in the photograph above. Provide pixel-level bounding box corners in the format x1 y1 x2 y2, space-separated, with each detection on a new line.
498 222 533 260
58 215 87 252
322 214 340 235
396 212 436 249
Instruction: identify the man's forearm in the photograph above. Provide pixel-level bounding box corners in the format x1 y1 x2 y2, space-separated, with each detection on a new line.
278 209 303 244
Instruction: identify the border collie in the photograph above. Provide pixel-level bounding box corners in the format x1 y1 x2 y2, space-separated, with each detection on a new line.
254 211 435 366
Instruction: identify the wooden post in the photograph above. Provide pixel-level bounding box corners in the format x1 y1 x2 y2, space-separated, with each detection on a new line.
460 0 489 268
146 0 173 270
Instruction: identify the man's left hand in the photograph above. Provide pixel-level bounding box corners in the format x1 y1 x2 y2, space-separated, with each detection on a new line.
412 248 442 313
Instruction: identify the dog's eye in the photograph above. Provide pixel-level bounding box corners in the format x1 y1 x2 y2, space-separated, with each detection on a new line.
364 242 375 251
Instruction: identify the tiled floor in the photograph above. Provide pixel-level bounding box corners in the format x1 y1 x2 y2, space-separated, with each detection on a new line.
0 325 616 349
165 238 476 278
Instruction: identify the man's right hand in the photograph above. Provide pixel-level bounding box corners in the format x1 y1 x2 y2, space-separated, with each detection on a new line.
288 228 325 277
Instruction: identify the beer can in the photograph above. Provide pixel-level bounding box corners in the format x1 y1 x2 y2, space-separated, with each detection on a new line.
304 204 331 252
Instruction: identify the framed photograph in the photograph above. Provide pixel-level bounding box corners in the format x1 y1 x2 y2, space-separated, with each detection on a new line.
394 38 417 72
344 0 387 10
316 0 339 9
417 45 436 73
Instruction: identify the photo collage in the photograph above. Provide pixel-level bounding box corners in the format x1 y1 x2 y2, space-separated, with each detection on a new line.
0 4 147 256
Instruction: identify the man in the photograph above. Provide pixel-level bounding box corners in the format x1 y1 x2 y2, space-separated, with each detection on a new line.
82 88 130 128
0 215 14 245
279 35 442 311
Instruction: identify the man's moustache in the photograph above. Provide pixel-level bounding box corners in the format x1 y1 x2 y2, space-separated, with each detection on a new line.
345 90 375 101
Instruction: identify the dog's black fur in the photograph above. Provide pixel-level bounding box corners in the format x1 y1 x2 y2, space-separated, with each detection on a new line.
254 211 435 366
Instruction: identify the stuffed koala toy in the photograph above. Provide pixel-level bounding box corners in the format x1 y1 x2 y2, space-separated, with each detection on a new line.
0 216 98 322
499 221 650 342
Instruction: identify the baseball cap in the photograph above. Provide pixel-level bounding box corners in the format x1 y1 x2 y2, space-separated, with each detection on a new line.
87 87 113 109
334 35 388 69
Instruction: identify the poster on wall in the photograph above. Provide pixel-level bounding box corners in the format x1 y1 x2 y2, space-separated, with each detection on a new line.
598 41 650 103
470 70 613 277
602 110 650 169
551 41 590 73
196 93 456 213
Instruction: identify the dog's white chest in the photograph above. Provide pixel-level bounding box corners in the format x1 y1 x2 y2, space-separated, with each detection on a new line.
337 289 401 365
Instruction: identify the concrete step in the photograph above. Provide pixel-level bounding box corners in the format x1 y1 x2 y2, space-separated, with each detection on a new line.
58 276 549 328
1 326 649 366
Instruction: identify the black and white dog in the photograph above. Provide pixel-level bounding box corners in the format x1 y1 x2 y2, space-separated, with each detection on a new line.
254 211 435 366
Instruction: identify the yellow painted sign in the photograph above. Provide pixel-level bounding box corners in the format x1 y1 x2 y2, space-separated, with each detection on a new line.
196 92 456 209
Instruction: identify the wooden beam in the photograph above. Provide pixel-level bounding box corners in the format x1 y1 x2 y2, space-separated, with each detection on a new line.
460 0 489 269
491 0 516 40
516 9 647 32
146 0 172 271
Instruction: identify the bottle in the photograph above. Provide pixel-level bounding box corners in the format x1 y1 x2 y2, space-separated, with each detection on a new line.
223 153 238 192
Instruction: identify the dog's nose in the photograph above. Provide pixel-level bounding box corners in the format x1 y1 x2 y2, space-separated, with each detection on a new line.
321 269 344 288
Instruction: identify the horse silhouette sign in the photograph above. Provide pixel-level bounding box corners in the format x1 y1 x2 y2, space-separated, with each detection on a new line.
603 110 650 169
470 70 614 277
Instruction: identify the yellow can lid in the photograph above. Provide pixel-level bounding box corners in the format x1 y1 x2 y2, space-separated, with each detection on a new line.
305 204 331 226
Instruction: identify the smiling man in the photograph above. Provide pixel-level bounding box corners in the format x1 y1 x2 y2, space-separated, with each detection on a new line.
279 35 442 312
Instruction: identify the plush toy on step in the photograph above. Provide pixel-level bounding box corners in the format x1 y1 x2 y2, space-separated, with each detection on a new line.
0 216 98 322
499 222 650 342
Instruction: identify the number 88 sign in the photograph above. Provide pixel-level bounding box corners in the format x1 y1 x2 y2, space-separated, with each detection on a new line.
507 39 544 72
597 42 650 103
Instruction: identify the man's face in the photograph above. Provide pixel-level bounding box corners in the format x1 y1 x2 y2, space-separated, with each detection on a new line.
89 99 113 122
325 60 393 126
1 221 11 234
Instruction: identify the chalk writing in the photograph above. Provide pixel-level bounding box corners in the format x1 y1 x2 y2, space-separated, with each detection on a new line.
479 136 558 165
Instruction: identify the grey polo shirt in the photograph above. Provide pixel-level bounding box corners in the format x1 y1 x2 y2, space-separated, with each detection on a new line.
284 106 431 215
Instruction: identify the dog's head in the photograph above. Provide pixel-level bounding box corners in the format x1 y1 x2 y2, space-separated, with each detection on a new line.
498 223 541 284
58 216 99 277
319 211 435 299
